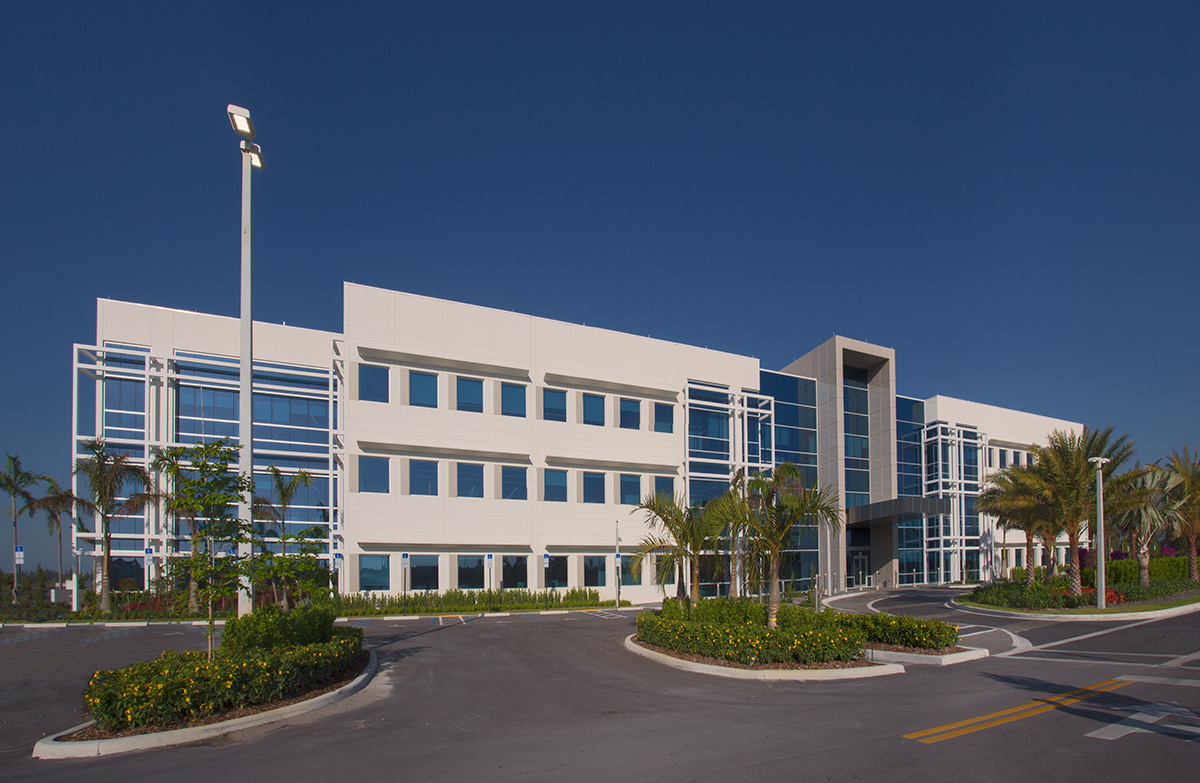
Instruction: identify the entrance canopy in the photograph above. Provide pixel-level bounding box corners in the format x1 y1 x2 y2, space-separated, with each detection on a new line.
845 496 950 527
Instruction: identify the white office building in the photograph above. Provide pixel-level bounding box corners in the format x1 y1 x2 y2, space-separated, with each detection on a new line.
72 283 1080 603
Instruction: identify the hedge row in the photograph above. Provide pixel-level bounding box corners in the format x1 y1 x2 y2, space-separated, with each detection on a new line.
970 577 1199 609
338 587 608 615
1011 556 1191 587
636 612 864 665
85 626 364 732
658 598 958 649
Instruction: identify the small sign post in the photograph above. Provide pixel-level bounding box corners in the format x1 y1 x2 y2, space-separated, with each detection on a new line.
14 545 24 566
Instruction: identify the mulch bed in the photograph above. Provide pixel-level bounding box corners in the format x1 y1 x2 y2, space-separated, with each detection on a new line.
61 649 371 742
633 637 878 670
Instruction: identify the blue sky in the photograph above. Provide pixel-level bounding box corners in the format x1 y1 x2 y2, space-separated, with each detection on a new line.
3 1 1198 569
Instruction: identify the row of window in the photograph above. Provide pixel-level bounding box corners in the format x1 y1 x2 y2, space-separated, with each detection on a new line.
358 364 674 432
358 553 667 592
358 455 675 504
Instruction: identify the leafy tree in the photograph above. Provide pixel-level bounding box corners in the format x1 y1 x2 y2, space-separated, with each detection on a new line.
1111 464 1178 587
630 491 724 608
1 453 44 604
253 465 314 610
73 440 154 614
1166 446 1200 581
742 463 840 629
151 438 255 658
33 477 85 594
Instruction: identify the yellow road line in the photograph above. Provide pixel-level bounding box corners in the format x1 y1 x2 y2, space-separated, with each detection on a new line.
904 679 1131 744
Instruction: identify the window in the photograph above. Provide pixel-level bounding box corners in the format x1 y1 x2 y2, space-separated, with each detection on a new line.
410 371 437 408
359 456 389 493
501 383 526 417
457 463 483 498
654 476 674 499
620 474 640 505
410 460 438 496
502 555 527 589
621 556 641 586
502 466 527 500
544 555 568 588
619 398 640 430
410 555 439 591
359 554 389 591
583 472 605 504
359 365 388 403
543 388 566 422
457 377 483 412
544 469 568 502
654 403 673 433
584 556 607 587
999 450 1008 469
457 556 485 590
582 393 604 426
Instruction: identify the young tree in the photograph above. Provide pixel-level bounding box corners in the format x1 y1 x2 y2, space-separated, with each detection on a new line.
33 477 84 591
253 465 314 610
1167 446 1200 581
1112 465 1177 587
742 463 840 629
152 438 254 658
630 491 724 608
2 454 45 604
73 440 154 614
978 466 1053 586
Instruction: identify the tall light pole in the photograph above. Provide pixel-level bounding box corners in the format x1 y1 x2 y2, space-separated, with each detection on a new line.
615 518 621 608
1089 456 1110 609
228 104 263 616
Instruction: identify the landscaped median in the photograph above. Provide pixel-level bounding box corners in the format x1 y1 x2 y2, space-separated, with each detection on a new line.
34 604 373 757
630 598 962 677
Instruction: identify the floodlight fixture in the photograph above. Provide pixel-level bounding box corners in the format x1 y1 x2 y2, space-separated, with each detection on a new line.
242 140 265 169
227 104 256 138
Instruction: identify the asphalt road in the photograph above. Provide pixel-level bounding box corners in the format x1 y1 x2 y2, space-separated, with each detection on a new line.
3 591 1199 782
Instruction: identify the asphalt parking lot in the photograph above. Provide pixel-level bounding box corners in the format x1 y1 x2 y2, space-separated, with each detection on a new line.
3 590 1199 782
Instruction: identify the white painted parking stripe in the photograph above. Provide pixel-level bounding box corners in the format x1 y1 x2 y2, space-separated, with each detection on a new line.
1163 649 1200 668
1117 674 1200 687
1027 619 1159 652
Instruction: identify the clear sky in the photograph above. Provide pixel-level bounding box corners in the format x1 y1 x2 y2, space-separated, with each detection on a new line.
3 1 1198 569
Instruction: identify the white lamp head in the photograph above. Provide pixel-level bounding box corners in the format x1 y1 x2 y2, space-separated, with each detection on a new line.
227 104 256 139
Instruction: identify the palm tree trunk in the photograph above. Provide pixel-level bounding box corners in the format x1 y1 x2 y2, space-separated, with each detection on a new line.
1188 531 1199 582
1136 537 1151 588
676 561 686 602
1067 531 1082 596
1024 540 1035 587
57 520 64 596
690 557 700 608
99 516 112 613
766 552 781 629
11 494 17 605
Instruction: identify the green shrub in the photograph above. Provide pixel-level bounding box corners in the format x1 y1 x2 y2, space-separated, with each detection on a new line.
844 612 959 649
221 604 335 652
635 612 863 665
1081 556 1189 587
336 587 604 615
85 626 364 732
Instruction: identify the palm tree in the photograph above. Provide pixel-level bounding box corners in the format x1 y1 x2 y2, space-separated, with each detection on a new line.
1166 446 1200 581
74 439 154 614
1111 464 1177 587
1025 427 1135 595
254 465 313 610
630 491 724 608
1 453 45 604
978 466 1048 587
741 463 840 629
33 477 84 591
707 469 753 599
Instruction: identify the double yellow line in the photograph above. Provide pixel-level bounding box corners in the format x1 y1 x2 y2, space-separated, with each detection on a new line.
903 678 1131 744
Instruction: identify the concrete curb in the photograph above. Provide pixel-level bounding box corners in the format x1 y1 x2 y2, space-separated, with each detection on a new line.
32 650 378 759
623 635 904 681
866 646 989 667
949 597 1200 623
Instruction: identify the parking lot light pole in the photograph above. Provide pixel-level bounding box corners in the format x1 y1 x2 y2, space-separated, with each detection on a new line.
1090 456 1110 609
227 104 263 616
